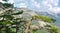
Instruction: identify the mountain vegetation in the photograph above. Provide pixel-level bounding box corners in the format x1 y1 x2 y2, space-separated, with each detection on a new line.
0 0 59 33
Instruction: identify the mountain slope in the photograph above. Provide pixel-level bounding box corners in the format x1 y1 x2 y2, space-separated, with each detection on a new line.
36 11 60 31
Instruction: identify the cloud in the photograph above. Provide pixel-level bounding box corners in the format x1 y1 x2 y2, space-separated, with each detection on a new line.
8 0 14 4
40 0 60 14
30 0 40 8
51 7 60 13
42 0 58 6
28 0 60 14
27 0 59 14
0 0 6 3
0 0 2 2
14 0 28 8
13 0 60 14
19 0 25 1
19 3 27 8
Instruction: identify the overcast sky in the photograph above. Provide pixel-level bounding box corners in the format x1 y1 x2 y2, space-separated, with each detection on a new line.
0 0 60 14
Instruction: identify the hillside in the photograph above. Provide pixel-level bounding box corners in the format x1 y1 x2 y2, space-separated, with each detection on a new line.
14 7 60 33
0 0 60 33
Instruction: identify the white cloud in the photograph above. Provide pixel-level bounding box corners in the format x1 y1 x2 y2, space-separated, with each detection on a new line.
50 0 58 6
30 0 60 14
19 3 27 8
31 0 40 8
51 7 60 13
19 0 24 1
0 0 6 3
8 0 14 4
0 0 2 2
13 0 60 14
42 0 58 6
41 0 60 14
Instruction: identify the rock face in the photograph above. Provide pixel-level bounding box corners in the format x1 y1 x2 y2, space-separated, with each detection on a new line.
0 2 4 11
0 2 3 9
